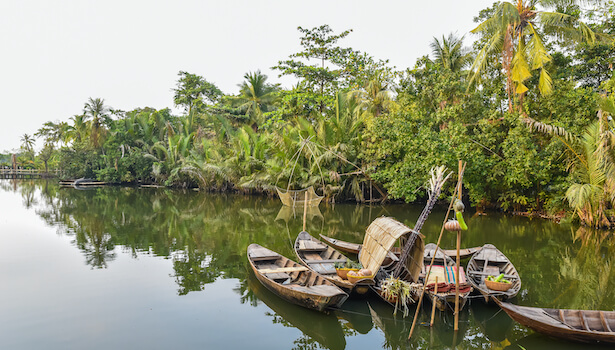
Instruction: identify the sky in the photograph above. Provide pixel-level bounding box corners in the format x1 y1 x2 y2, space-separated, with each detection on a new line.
0 0 496 152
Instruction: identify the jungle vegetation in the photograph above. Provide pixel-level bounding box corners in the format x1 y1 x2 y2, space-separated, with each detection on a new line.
4 1 615 228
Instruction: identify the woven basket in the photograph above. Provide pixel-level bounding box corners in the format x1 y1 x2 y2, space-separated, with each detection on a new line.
347 273 374 284
485 279 512 291
336 268 359 280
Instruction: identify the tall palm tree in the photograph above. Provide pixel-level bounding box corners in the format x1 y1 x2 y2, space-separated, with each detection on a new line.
470 0 607 110
233 71 278 132
349 73 395 122
82 97 112 148
20 133 35 153
430 33 471 72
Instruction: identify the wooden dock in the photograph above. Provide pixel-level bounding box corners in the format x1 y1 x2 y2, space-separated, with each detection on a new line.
0 168 59 179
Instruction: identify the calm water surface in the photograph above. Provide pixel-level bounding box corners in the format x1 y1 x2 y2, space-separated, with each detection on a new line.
1 180 614 349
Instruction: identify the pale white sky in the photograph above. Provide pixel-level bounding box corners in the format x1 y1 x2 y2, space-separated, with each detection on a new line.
0 0 496 152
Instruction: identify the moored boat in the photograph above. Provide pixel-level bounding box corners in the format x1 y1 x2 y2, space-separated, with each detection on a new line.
422 243 472 312
295 231 372 294
494 299 615 344
466 244 521 302
319 234 361 255
319 234 478 261
247 244 348 312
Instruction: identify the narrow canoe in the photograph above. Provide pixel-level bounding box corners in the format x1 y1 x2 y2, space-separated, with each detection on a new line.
466 244 521 302
494 299 615 344
422 243 472 312
295 231 372 294
247 243 348 312
319 234 361 255
319 234 478 260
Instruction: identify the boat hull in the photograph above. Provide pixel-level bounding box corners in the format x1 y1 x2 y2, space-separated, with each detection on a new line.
248 244 348 312
495 299 615 344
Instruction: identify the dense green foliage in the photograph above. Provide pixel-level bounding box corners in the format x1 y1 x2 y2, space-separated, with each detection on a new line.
16 1 615 227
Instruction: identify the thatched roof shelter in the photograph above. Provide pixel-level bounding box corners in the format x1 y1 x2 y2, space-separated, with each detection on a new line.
360 217 424 282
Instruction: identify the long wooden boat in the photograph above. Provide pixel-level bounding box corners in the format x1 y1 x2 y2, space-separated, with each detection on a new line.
319 234 478 261
295 231 372 294
494 299 615 344
247 243 348 312
466 244 521 302
422 243 472 312
319 234 362 255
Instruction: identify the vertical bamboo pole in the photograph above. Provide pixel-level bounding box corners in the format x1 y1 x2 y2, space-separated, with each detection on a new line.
454 160 464 331
302 191 308 232
408 186 459 339
430 276 438 326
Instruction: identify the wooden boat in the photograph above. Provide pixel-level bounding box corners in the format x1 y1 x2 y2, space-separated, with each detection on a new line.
494 299 615 344
294 231 372 294
422 243 472 312
247 244 348 312
466 244 521 302
319 234 478 261
319 234 362 255
276 186 323 207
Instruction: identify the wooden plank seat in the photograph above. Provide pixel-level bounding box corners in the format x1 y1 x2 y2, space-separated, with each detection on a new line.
288 284 346 297
467 270 518 279
304 258 348 264
298 240 327 251
258 266 309 274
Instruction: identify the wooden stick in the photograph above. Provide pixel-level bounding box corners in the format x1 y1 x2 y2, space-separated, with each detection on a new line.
302 191 308 232
430 276 438 326
408 184 459 339
454 160 465 331
409 162 466 340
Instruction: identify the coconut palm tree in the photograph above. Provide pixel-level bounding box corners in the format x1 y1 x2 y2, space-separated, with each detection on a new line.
20 133 35 153
82 97 112 149
233 70 279 132
430 33 471 72
470 0 607 110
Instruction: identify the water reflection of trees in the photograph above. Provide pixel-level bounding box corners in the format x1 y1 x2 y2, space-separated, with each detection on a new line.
25 181 379 294
6 180 615 348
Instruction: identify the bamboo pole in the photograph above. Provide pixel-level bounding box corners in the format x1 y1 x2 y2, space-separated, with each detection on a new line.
430 276 438 326
454 160 465 331
408 186 459 339
409 162 466 340
302 191 308 232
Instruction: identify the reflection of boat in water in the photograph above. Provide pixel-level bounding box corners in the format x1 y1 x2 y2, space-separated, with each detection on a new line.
247 271 346 350
470 302 514 343
275 205 323 223
334 298 374 334
247 244 348 312
506 333 595 350
495 298 615 344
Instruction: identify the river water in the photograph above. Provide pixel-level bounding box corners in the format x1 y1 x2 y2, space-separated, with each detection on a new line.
1 179 614 349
